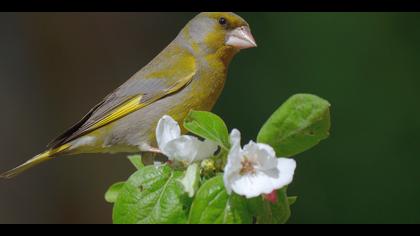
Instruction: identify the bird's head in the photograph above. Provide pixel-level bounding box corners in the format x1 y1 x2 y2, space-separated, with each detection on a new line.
178 12 257 60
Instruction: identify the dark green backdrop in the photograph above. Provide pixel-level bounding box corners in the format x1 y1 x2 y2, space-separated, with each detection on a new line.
0 12 419 223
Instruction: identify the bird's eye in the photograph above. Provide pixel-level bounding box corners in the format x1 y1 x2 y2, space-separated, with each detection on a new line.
218 17 227 26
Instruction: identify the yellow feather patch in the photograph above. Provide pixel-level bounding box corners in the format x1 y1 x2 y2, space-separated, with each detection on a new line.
90 95 143 130
53 54 196 145
53 143 71 153
87 68 195 133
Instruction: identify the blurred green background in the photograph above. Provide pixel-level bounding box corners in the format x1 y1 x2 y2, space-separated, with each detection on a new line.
0 12 419 224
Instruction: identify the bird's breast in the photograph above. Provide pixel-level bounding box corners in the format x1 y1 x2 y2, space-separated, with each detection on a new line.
187 59 228 111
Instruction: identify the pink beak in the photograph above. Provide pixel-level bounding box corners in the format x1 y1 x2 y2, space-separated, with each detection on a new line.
226 26 257 50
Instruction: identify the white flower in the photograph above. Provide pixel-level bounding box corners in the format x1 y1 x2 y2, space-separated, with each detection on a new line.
223 129 296 199
156 115 218 164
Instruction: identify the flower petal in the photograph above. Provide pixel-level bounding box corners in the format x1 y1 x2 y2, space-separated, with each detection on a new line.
230 172 273 198
229 158 296 198
161 136 197 163
179 163 201 197
230 129 242 149
229 172 277 199
228 129 243 166
156 115 181 150
162 135 217 163
275 158 297 189
227 129 243 170
243 141 277 170
254 143 276 158
193 139 218 161
224 129 244 194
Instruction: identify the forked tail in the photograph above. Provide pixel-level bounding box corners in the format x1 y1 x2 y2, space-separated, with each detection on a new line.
0 144 70 179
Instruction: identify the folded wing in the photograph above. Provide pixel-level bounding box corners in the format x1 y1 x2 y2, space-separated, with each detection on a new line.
48 52 196 148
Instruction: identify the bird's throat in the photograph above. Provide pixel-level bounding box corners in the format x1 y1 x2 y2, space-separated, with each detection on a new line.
215 46 240 67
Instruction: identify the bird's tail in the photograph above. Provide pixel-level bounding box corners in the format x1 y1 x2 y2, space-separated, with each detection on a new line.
0 144 70 179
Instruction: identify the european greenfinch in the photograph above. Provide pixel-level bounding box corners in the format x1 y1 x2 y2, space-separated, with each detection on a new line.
1 12 257 179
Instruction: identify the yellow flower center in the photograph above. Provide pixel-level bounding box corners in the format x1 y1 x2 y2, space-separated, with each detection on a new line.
240 157 256 175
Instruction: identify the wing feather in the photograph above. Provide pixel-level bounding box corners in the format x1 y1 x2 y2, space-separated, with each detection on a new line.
48 50 196 148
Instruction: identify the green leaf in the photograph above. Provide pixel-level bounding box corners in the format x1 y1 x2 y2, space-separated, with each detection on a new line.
288 196 298 206
257 94 331 157
255 188 291 224
127 155 144 170
113 165 189 224
105 182 125 204
188 175 252 224
184 110 230 150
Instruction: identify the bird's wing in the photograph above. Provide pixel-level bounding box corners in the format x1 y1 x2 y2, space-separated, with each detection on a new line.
48 52 196 148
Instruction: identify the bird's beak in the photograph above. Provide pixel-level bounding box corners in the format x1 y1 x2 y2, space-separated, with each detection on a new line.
226 26 257 50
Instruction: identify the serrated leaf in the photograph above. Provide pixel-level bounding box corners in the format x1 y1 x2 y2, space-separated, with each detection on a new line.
105 182 125 204
127 155 144 170
184 110 230 151
188 175 252 224
113 165 189 224
257 94 331 157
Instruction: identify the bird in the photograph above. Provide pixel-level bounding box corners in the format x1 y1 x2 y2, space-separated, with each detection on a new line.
0 12 257 179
